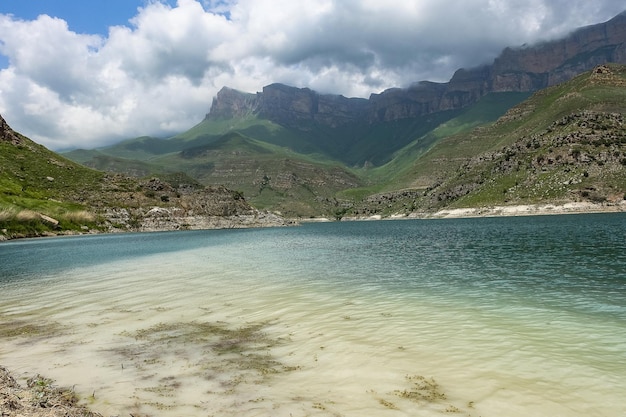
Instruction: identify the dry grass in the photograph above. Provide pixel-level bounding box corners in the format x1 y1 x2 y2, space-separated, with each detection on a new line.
62 210 96 223
15 210 40 222
0 208 16 222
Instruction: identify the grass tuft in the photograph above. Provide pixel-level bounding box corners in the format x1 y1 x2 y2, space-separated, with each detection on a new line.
62 210 96 223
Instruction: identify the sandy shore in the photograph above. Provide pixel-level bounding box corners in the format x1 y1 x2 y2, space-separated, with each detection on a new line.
0 366 103 417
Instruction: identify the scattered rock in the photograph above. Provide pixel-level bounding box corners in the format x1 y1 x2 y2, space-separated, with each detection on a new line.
594 64 612 75
37 214 59 227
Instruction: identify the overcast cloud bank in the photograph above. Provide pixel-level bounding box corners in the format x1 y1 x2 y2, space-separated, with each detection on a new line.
0 0 624 150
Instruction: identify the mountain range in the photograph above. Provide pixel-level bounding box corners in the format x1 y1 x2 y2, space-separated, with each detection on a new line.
209 10 626 126
60 11 626 218
1 12 625 238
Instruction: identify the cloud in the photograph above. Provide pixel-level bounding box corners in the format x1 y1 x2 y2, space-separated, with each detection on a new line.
0 0 624 150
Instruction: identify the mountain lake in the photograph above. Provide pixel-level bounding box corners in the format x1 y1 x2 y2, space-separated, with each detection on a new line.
1 213 625 416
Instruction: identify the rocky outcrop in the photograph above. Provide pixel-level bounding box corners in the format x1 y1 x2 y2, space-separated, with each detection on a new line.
99 181 294 232
206 83 368 128
370 11 626 122
258 83 368 128
206 11 626 126
105 205 290 232
0 115 24 146
207 87 260 119
491 12 626 88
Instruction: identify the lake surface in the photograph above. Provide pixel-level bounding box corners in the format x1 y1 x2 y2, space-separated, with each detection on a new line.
1 214 625 416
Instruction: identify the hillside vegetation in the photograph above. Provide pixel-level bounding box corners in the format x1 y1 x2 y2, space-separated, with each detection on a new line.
350 65 626 217
64 91 530 217
0 123 105 237
0 118 286 240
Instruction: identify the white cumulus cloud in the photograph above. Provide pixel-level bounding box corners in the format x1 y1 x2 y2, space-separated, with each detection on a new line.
0 0 624 150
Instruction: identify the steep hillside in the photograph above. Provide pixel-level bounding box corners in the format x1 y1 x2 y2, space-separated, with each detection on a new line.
0 115 105 237
0 116 288 240
352 65 626 217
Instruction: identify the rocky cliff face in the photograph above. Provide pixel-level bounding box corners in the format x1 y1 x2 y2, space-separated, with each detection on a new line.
207 87 260 119
206 11 626 126
370 11 626 121
92 177 293 233
491 12 626 87
258 83 368 128
206 83 368 128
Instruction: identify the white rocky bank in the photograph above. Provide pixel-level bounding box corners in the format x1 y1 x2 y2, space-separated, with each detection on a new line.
416 201 626 219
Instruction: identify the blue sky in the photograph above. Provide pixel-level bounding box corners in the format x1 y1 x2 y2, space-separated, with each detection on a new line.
0 1 184 68
0 1 164 35
1 0 134 67
0 0 624 150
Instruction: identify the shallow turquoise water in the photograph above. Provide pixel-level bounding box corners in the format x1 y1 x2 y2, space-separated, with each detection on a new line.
1 213 625 416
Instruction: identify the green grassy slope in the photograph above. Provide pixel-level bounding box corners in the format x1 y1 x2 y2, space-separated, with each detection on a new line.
0 130 106 236
360 64 626 214
152 132 364 217
379 92 531 182
335 92 532 202
62 90 531 216
66 108 467 169
0 121 266 238
65 152 174 178
176 116 322 154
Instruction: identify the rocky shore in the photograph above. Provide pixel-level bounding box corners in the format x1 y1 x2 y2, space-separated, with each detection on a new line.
0 366 102 417
0 178 297 241
105 205 293 233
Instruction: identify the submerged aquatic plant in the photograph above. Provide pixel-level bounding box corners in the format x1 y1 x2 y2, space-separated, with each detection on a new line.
0 317 66 340
394 375 447 402
115 320 296 393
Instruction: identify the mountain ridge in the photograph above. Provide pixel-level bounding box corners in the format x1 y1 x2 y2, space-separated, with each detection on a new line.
207 11 626 127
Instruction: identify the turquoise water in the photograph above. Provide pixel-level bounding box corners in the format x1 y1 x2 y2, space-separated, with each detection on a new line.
1 214 625 416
